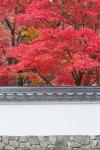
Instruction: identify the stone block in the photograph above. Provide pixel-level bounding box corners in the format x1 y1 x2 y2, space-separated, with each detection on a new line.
0 142 5 150
4 145 15 150
32 145 42 150
49 136 57 145
69 136 83 143
28 136 40 145
2 136 9 144
82 136 90 145
70 141 81 148
10 136 19 141
81 145 91 150
91 140 98 148
9 140 19 148
19 137 28 142
20 142 32 149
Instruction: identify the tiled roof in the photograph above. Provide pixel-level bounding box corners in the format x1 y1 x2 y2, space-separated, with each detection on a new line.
0 87 100 104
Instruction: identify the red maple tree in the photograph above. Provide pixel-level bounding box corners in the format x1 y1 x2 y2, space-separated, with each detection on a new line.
0 0 100 86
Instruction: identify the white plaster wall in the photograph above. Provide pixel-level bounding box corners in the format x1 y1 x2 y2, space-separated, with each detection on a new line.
0 104 99 136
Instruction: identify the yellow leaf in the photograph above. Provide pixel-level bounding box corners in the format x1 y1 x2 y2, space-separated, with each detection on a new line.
21 31 30 37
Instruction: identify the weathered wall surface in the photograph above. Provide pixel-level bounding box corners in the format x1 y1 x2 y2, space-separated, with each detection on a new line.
0 136 100 150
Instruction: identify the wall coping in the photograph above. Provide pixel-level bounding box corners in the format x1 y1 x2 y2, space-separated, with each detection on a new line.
0 87 99 104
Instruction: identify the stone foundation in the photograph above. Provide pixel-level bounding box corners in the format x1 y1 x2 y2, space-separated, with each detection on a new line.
0 136 100 150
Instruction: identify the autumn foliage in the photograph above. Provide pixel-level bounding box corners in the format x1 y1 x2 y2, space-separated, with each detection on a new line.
0 0 100 86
